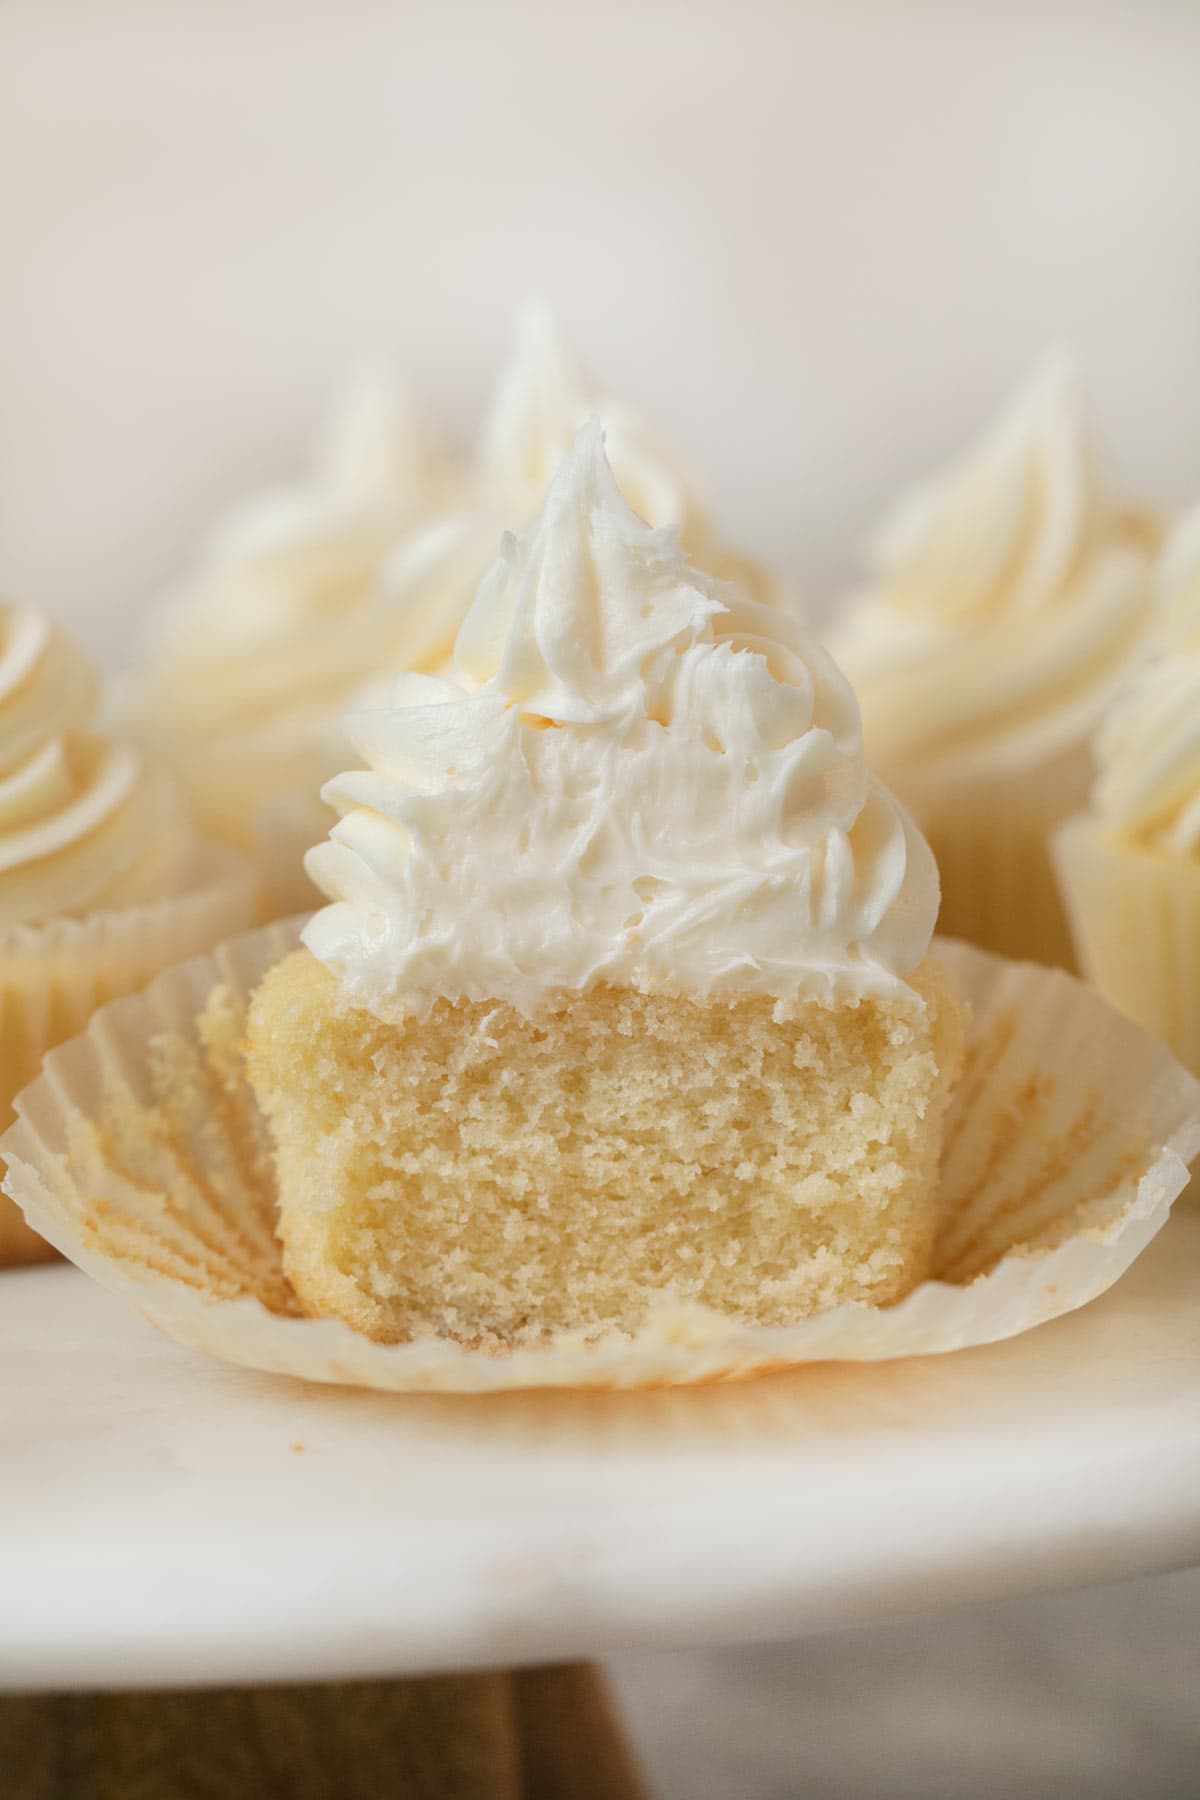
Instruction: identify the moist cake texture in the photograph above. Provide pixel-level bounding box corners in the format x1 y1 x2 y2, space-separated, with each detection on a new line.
247 950 963 1345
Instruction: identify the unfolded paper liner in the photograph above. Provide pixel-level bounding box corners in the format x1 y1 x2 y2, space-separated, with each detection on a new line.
893 741 1092 971
3 920 1199 1391
1055 814 1200 1083
0 843 258 1267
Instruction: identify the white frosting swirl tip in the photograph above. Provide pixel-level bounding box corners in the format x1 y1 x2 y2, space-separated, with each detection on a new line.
0 602 191 928
833 352 1155 772
1093 500 1200 854
304 423 937 1018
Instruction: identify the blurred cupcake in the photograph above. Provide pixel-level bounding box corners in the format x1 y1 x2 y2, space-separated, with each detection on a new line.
1056 504 1200 1073
832 355 1156 967
129 367 461 918
0 602 255 1265
131 311 784 917
465 303 787 604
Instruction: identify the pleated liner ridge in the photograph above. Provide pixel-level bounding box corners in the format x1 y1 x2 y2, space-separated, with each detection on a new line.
3 921 1199 1392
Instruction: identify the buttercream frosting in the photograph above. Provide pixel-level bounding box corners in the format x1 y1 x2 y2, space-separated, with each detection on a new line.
833 355 1155 771
1092 503 1200 854
137 368 460 747
304 421 936 1018
477 304 712 540
369 308 791 680
0 604 191 928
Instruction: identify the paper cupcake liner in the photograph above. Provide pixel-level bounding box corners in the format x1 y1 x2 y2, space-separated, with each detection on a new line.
3 921 1199 1390
1055 814 1200 1089
0 843 258 1266
898 743 1092 971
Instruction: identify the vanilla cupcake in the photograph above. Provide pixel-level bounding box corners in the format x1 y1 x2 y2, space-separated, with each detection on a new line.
130 369 461 917
242 423 963 1348
832 356 1155 968
133 315 782 918
1056 504 1200 1072
0 603 255 1265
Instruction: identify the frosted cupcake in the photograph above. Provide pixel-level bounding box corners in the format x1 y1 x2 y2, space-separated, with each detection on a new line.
1055 504 1200 1073
242 423 964 1348
130 369 461 917
133 315 780 918
0 603 255 1265
832 356 1155 968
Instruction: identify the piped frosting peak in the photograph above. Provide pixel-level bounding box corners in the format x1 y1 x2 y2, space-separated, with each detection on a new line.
476 304 707 540
834 354 1155 768
304 422 936 1017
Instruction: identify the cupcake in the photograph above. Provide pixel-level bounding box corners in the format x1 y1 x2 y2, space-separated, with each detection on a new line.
241 422 964 1348
831 355 1156 968
1055 503 1200 1074
129 367 461 917
132 314 782 919
0 602 255 1265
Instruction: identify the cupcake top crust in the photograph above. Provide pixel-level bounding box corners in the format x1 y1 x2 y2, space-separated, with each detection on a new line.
303 421 938 1020
834 354 1156 772
1091 503 1200 854
0 604 191 928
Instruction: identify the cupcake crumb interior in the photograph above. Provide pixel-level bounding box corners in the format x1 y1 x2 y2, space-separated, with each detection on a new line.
241 950 964 1347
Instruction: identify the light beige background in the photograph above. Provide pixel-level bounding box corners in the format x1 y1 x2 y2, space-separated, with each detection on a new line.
3 0 1200 662
3 3 1199 1795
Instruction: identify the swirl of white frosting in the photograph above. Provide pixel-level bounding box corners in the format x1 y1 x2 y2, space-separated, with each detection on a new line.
304 422 936 1018
477 304 711 540
1092 503 1200 854
138 369 461 744
0 604 192 928
833 355 1155 769
368 308 789 679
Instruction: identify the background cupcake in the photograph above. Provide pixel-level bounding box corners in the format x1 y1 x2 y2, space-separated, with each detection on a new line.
128 367 461 919
831 355 1156 968
1056 503 1200 1074
130 309 782 920
0 601 255 1266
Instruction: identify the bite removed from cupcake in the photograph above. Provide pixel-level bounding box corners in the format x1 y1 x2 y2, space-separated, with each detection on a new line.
244 423 963 1348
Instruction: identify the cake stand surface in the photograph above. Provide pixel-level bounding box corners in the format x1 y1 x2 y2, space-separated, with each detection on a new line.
3 1211 1199 1693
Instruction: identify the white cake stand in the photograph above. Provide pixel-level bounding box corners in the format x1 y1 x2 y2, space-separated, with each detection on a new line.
4 1210 1199 1697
